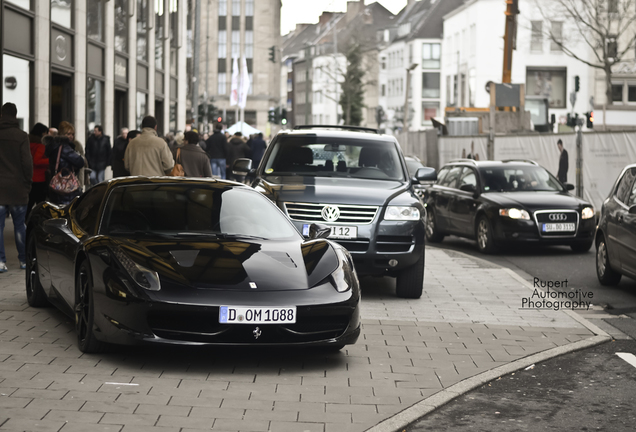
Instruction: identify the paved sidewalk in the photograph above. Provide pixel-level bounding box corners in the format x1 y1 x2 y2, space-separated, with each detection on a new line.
0 221 603 432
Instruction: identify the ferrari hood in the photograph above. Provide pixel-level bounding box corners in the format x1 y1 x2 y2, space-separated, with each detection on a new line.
114 237 338 292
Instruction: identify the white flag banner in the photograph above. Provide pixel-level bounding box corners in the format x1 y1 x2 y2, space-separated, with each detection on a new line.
239 56 250 109
229 57 239 106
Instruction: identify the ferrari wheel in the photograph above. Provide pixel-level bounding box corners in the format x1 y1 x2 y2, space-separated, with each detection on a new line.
396 251 424 299
25 235 48 307
75 261 107 353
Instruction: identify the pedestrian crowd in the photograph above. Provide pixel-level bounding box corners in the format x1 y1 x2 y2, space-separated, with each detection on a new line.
0 101 268 272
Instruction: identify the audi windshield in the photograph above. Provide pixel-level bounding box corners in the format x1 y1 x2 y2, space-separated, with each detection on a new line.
480 166 564 192
262 136 406 181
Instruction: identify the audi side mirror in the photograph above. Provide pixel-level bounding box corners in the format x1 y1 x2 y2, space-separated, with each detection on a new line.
459 184 476 193
309 223 331 239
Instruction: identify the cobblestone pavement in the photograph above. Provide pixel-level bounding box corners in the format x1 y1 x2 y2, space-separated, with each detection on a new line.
0 221 599 432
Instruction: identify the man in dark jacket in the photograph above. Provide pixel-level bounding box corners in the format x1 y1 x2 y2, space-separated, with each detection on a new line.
111 127 128 177
249 133 267 168
178 132 213 177
227 132 252 181
557 139 568 183
0 103 33 272
205 124 229 179
86 125 112 185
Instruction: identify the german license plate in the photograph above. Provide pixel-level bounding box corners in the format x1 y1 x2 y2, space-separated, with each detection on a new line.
542 223 575 232
328 226 357 239
219 306 296 324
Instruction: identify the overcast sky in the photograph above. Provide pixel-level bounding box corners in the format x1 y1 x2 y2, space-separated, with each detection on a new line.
280 0 407 35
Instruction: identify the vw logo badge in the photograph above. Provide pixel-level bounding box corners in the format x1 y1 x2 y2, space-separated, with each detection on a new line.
321 205 340 222
548 213 568 221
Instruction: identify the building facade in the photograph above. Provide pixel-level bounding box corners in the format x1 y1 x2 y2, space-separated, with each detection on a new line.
0 0 189 140
189 0 281 135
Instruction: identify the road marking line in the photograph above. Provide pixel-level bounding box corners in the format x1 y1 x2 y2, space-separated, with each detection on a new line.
616 353 636 369
104 382 139 386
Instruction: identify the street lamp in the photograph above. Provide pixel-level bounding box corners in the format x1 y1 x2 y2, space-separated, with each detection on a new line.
403 63 418 133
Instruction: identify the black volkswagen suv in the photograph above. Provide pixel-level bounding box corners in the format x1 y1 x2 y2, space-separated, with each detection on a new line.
234 126 436 298
425 159 596 253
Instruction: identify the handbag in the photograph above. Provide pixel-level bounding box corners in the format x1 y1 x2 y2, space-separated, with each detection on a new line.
171 148 185 177
49 145 80 195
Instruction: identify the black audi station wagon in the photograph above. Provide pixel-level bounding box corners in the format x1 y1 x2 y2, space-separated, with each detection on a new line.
424 160 596 253
234 125 436 298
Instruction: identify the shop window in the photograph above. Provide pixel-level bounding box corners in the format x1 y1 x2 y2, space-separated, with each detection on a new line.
114 0 128 53
2 55 30 131
87 78 103 132
87 0 104 42
526 67 566 108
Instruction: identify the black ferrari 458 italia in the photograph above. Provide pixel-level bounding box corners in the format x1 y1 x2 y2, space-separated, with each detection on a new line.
25 177 360 352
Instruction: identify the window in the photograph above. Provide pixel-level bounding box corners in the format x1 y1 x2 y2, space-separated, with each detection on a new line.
422 72 440 98
446 75 452 106
608 0 619 13
169 0 178 75
137 91 148 128
218 72 227 94
550 21 563 52
75 184 107 234
459 168 477 189
381 57 386 70
531 21 543 51
608 36 618 58
422 43 440 69
453 74 458 105
615 168 636 204
218 30 227 58
629 85 636 102
87 0 104 42
469 69 476 107
245 31 253 58
155 0 164 69
218 0 227 16
422 102 438 122
381 84 386 97
246 0 254 16
51 0 73 28
2 55 31 130
87 78 103 132
232 0 240 15
114 0 128 52
612 84 624 102
137 0 148 62
408 44 413 65
232 31 240 57
526 68 567 108
440 166 462 188
6 0 31 9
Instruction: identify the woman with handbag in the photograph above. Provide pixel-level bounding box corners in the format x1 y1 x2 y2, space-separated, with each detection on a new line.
172 131 213 177
43 132 85 206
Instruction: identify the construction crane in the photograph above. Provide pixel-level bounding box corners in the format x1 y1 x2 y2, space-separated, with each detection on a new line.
502 0 520 83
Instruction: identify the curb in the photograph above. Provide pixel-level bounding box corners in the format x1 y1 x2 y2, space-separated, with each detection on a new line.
366 247 612 432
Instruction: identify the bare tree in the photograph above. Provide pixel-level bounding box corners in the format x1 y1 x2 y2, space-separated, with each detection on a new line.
537 0 636 106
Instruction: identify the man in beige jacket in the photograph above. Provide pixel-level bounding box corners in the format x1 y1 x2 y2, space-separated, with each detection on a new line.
124 116 174 176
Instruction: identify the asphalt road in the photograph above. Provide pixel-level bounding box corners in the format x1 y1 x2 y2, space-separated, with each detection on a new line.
407 339 636 432
428 236 636 317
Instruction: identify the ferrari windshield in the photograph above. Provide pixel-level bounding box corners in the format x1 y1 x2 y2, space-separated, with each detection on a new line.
101 184 299 240
480 165 564 192
263 136 406 181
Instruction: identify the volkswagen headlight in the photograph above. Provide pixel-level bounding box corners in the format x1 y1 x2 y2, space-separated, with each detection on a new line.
112 248 161 291
385 206 420 221
582 207 595 220
499 208 530 220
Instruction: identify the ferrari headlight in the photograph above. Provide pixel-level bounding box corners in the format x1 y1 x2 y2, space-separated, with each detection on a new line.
385 206 420 221
112 248 161 291
499 208 530 220
582 207 595 220
332 247 355 293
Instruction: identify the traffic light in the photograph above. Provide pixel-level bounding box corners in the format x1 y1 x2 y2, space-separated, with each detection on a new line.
217 116 222 123
586 111 594 128
268 107 276 123
269 46 276 63
280 108 287 125
574 75 580 93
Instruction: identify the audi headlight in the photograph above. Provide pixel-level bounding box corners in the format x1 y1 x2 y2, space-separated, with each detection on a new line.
332 247 356 293
385 206 420 221
499 208 530 220
582 207 595 220
112 248 161 291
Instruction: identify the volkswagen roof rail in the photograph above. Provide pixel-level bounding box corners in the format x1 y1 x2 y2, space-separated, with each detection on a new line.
502 159 539 165
448 158 478 165
293 125 379 134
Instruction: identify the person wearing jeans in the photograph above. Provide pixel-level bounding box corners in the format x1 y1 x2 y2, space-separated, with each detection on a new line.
0 102 33 272
0 206 27 271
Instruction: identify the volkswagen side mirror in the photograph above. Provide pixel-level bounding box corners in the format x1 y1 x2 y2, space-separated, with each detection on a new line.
565 183 575 191
415 167 437 183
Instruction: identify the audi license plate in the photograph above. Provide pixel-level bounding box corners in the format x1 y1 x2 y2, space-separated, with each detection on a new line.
219 306 296 324
542 223 576 232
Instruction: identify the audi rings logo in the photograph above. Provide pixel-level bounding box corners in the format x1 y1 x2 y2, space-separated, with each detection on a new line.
321 205 340 222
548 213 568 221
